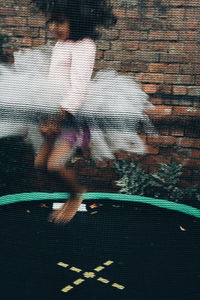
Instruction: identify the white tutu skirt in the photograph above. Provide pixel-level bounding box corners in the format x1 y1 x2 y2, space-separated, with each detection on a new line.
0 44 155 161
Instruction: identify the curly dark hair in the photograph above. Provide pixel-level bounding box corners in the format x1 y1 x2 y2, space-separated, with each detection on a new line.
30 0 117 41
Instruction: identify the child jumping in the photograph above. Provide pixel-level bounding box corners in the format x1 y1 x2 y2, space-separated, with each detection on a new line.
32 0 117 223
0 0 155 224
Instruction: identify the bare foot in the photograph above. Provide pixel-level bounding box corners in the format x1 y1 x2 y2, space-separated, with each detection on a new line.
49 190 86 224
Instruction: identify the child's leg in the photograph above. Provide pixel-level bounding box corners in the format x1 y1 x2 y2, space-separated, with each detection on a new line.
47 141 87 223
34 139 54 169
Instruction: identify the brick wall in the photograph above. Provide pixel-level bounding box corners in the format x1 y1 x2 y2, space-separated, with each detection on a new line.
0 0 199 187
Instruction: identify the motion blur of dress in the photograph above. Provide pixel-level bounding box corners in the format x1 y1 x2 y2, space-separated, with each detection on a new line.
0 38 155 161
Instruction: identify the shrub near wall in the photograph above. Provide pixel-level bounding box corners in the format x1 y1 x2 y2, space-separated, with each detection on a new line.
0 0 199 188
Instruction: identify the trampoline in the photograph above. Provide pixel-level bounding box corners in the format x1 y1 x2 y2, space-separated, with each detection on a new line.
0 191 200 300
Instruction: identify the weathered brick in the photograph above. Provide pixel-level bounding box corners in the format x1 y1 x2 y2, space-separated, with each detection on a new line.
159 85 173 94
145 155 171 165
184 43 199 53
163 98 193 106
96 50 104 60
195 68 200 76
130 62 148 72
0 7 16 15
159 127 171 136
101 29 119 40
167 64 180 74
182 159 200 168
168 8 186 18
167 43 184 53
173 86 188 95
191 149 200 159
147 136 176 145
136 73 164 83
147 146 160 154
179 31 199 41
125 18 143 31
32 38 45 47
126 9 140 18
164 74 193 85
11 27 29 37
183 0 200 6
171 128 185 137
144 7 160 18
123 40 139 50
5 16 27 26
113 8 126 18
115 18 128 30
195 76 200 85
121 61 148 72
46 31 56 39
139 41 167 51
149 31 178 41
169 19 200 30
185 8 200 18
172 106 200 116
177 138 200 148
142 84 158 94
160 53 190 63
95 60 121 71
39 28 46 38
15 6 31 17
147 105 172 115
189 55 200 64
149 97 162 105
149 63 166 73
164 0 185 6
140 135 147 143
28 17 45 27
97 40 110 50
21 37 33 46
120 30 148 40
104 50 132 61
188 86 200 96
131 51 159 62
179 64 195 75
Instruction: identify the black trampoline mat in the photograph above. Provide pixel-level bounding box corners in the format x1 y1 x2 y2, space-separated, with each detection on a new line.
0 200 200 300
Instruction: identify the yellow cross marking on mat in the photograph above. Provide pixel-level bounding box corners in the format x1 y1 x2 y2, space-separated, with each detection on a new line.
61 285 73 292
57 262 69 268
57 260 125 293
94 266 105 272
73 278 85 285
97 277 110 284
70 266 82 273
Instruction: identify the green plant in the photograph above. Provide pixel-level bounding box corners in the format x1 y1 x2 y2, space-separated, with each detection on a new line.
113 158 200 204
114 158 155 196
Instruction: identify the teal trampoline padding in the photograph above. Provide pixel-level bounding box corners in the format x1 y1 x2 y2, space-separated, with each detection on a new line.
0 192 200 218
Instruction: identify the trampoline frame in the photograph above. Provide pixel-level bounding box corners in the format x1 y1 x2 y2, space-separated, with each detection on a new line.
0 192 200 218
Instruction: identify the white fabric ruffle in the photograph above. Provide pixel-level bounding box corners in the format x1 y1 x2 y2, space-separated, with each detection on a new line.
0 44 155 160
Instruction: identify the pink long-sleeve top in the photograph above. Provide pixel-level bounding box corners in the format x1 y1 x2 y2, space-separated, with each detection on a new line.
48 37 96 115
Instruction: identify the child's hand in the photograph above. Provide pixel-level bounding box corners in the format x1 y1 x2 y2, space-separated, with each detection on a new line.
39 109 68 138
39 122 60 137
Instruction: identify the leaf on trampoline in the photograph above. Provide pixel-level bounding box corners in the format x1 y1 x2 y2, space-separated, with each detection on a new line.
179 225 186 231
40 203 49 208
89 203 99 209
90 211 98 215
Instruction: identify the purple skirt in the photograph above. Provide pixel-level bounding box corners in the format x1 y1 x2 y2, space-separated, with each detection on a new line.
55 126 90 150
